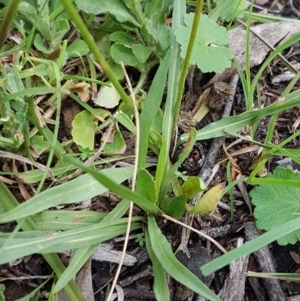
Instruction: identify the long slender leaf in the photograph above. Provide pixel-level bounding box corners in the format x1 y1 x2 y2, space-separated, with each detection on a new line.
54 199 131 293
157 0 185 190
201 216 300 276
32 210 106 231
0 181 85 300
148 215 221 301
62 155 161 214
178 89 300 145
0 166 136 223
0 87 69 104
138 50 171 170
0 218 142 264
144 226 170 301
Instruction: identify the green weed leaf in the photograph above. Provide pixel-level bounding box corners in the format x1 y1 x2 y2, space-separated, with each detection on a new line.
72 110 97 150
0 218 141 264
75 0 140 27
110 43 141 69
251 167 300 245
32 210 105 231
0 166 135 223
181 176 206 199
18 1 69 54
175 13 233 73
132 44 152 64
136 169 158 203
187 183 225 215
103 124 126 154
147 215 221 301
30 135 50 156
161 195 186 219
144 226 170 301
144 0 172 51
67 39 89 58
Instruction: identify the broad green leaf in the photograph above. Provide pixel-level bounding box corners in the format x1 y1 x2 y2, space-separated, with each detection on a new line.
148 215 221 301
136 169 157 203
94 83 120 109
110 42 140 67
30 135 50 155
144 226 170 301
150 108 163 134
251 167 300 245
132 44 152 63
187 183 225 215
71 110 97 150
0 218 141 264
18 2 50 39
175 13 233 73
110 31 135 45
103 124 126 154
201 217 300 276
181 176 206 199
67 39 89 58
161 195 186 219
144 0 172 51
0 166 135 223
6 68 24 92
75 0 140 26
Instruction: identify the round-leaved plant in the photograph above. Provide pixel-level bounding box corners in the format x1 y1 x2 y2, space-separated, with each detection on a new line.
251 167 300 245
175 13 233 73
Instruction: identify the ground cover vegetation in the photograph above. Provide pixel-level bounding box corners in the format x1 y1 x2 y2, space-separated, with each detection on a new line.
1 0 300 300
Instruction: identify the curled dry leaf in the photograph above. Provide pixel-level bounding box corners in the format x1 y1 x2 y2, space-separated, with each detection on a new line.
70 82 91 102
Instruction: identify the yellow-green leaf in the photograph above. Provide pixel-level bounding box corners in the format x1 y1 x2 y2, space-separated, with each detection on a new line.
187 183 225 215
181 176 206 199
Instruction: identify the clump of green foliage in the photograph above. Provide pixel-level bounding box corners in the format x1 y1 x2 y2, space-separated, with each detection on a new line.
1 0 300 300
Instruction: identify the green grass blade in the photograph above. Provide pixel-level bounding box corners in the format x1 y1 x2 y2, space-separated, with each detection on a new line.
0 0 21 49
157 0 185 191
54 199 131 293
32 211 106 231
138 50 170 170
250 32 300 101
63 155 161 214
0 218 142 264
248 271 300 280
0 181 85 300
148 215 221 301
179 89 300 144
0 166 136 223
0 87 69 104
201 216 300 276
144 226 170 301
